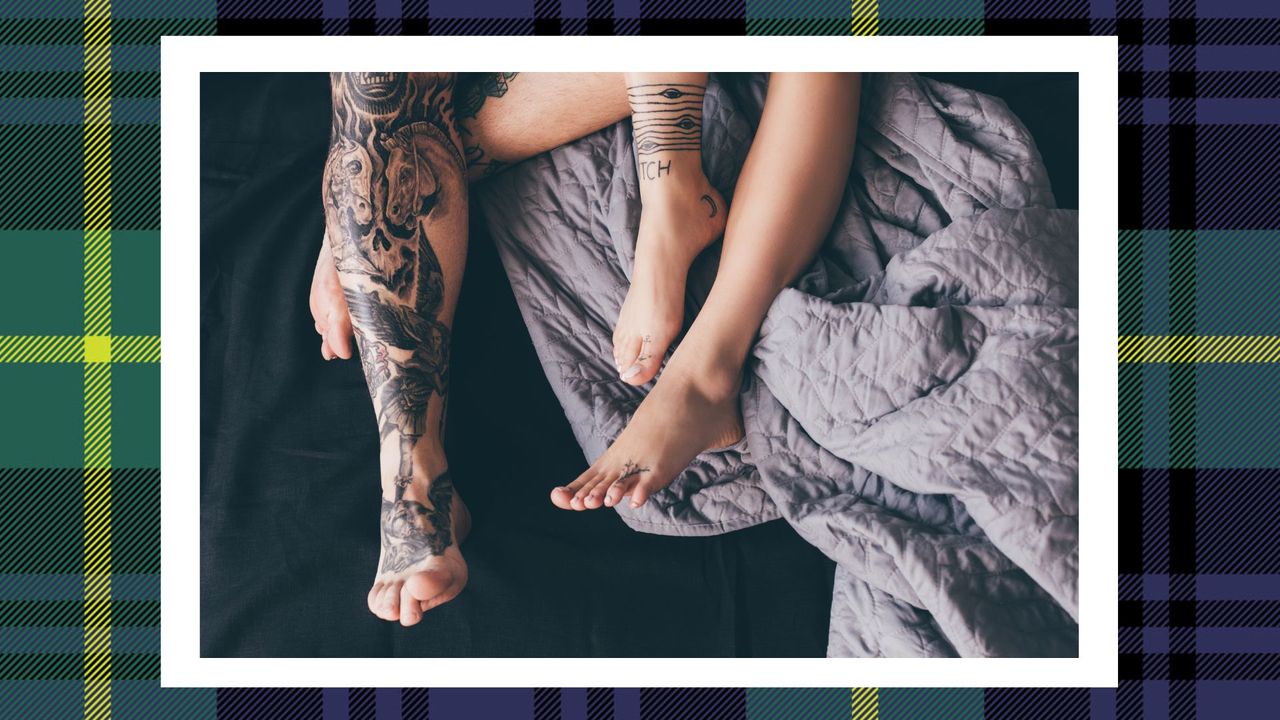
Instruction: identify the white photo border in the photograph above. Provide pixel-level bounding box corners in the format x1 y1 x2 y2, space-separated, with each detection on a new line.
162 34 1118 688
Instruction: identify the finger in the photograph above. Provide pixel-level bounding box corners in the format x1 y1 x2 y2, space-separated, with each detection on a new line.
328 310 354 360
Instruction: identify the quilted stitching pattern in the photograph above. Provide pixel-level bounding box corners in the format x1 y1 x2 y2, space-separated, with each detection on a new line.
475 73 1078 657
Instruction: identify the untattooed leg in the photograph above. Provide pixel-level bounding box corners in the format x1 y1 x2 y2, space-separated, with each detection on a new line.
556 73 863 511
322 72 471 625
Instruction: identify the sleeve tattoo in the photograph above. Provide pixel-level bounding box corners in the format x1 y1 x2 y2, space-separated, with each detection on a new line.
322 73 463 529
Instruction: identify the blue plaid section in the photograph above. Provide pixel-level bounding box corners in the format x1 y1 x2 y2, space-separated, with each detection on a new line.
1 0 1277 717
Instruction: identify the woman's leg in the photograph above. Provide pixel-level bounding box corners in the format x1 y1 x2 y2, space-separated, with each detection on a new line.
610 74 726 386
322 72 471 626
554 72 863 510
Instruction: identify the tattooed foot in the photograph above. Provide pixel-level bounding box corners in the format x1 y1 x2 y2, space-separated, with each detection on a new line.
368 471 471 626
310 232 354 361
613 175 727 386
551 355 743 510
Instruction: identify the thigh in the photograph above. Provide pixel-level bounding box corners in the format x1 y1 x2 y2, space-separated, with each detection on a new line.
457 72 629 181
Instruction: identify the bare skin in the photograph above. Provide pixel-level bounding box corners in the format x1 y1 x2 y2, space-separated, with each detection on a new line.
613 73 726 386
313 73 862 518
322 72 473 625
552 73 863 511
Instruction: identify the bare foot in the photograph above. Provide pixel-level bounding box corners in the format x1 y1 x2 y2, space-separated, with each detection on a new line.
368 471 471 626
309 232 354 361
551 355 743 511
613 176 726 386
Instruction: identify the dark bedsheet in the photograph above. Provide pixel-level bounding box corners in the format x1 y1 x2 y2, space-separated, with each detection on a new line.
199 72 834 657
199 71 1076 658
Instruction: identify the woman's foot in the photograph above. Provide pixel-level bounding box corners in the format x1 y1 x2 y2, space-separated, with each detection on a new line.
368 472 471 626
613 174 726 386
309 233 354 361
551 350 744 511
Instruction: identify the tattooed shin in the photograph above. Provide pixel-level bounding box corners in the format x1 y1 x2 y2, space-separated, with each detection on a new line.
628 83 705 157
324 73 463 525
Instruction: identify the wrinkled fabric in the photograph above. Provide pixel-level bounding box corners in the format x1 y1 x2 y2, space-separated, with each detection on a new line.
475 73 1078 657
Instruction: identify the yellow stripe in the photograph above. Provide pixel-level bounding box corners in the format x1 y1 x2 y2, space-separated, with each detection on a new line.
109 335 161 363
1119 335 1280 363
852 0 878 36
851 687 878 720
83 1 112 718
0 335 85 362
0 335 160 363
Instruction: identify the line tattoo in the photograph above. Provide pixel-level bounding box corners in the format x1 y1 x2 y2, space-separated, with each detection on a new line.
322 73 462 559
700 193 718 218
637 334 653 363
627 83 705 156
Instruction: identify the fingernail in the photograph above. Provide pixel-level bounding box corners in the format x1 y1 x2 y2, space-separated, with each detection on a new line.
620 364 642 381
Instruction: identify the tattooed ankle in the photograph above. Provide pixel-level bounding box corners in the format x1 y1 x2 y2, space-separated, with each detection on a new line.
379 471 456 573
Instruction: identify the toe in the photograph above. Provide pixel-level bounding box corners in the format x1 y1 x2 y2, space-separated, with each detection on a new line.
406 561 467 613
613 333 642 375
584 476 614 509
604 474 639 508
418 574 465 613
572 475 609 510
552 470 595 510
383 582 402 622
629 472 674 509
399 584 423 627
549 486 575 510
620 331 671 386
321 339 334 361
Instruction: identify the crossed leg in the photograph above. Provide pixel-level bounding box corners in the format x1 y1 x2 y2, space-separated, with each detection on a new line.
553 73 863 510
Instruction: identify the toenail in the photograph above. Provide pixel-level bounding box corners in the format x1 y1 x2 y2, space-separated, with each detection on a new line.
621 364 642 381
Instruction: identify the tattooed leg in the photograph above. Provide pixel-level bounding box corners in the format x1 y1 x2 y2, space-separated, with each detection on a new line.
554 74 863 512
610 73 726 388
323 72 471 626
312 72 631 359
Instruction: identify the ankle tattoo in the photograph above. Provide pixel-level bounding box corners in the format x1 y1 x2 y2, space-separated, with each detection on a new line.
628 83 705 159
380 471 456 573
700 193 718 218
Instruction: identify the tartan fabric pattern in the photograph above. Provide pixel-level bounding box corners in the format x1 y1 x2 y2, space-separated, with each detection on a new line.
0 0 1275 717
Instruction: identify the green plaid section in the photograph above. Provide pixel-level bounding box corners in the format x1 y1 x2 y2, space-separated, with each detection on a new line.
0 0 178 717
7 0 1278 717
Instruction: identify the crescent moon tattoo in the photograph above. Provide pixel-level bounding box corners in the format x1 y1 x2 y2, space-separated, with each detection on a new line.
701 193 718 218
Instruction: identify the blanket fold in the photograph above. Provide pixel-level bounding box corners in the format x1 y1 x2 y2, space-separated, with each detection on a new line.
476 72 1079 657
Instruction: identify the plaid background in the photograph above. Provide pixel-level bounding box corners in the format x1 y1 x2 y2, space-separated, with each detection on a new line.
0 0 1274 717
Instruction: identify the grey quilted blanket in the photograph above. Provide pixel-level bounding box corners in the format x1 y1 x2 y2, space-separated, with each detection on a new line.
474 73 1079 657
